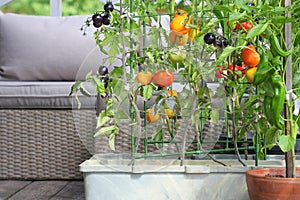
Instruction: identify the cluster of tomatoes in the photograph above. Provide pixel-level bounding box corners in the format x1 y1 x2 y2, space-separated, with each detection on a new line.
204 33 229 48
136 70 176 123
145 89 177 123
215 43 261 83
211 1 258 82
136 70 174 88
91 1 114 28
169 9 200 46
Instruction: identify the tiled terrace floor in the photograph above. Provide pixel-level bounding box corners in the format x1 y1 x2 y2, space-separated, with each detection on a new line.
0 180 84 200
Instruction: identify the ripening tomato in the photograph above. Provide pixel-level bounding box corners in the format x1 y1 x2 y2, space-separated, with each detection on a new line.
242 45 260 67
162 107 177 119
136 71 153 85
152 70 174 87
215 66 223 78
246 67 257 83
170 15 192 34
146 108 160 123
167 89 178 96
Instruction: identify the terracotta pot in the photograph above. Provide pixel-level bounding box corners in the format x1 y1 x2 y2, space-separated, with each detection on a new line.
246 167 300 200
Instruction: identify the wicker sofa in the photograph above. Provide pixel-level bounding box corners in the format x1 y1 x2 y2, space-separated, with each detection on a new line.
0 12 110 179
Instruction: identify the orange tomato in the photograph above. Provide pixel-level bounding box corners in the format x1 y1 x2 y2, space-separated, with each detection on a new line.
167 90 178 96
146 108 160 123
162 108 177 119
136 71 153 85
170 15 192 34
242 45 261 67
152 70 174 87
173 9 188 18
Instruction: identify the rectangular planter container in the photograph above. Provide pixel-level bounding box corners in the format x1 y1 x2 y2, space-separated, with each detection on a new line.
80 154 287 200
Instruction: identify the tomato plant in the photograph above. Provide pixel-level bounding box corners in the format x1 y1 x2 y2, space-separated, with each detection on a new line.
69 0 300 175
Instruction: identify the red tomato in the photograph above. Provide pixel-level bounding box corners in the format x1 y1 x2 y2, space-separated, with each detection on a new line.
215 66 223 78
227 64 246 78
233 22 253 32
240 22 253 31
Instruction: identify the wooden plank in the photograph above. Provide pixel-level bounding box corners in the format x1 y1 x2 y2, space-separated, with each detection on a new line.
50 181 85 200
8 181 68 200
0 180 31 200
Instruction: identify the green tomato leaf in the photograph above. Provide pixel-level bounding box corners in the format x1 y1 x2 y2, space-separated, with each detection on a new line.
92 77 106 96
229 11 246 22
141 85 154 100
246 22 269 39
264 127 280 149
97 110 111 128
69 81 81 96
199 18 219 36
152 127 164 142
215 46 237 66
210 109 219 125
279 135 296 152
102 34 114 46
79 84 92 97
94 125 118 137
238 95 260 111
109 133 116 151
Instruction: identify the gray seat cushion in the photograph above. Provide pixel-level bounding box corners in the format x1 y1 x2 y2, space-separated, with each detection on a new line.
0 13 103 81
0 81 96 108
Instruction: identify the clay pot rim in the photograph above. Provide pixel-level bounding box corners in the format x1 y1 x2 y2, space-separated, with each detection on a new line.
246 167 300 180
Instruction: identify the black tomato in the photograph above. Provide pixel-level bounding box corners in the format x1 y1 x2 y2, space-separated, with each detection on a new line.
104 2 114 12
213 40 223 48
204 33 216 45
92 13 103 28
102 78 109 88
98 66 109 75
219 36 229 47
102 13 110 25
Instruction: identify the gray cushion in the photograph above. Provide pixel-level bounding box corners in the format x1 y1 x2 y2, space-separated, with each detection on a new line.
0 13 103 81
0 81 96 108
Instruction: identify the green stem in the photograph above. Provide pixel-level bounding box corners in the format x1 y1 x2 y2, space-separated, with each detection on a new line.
287 98 296 177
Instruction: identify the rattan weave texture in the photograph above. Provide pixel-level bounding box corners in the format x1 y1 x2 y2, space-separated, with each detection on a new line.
0 109 92 179
0 108 229 179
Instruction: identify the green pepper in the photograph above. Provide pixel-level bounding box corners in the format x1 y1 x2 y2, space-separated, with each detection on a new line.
270 73 286 130
264 95 274 125
269 34 292 57
253 50 270 85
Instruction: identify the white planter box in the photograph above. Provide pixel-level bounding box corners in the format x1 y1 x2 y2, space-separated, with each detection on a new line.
80 154 286 200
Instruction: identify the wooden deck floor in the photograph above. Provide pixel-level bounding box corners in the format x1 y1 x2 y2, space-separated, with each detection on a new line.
0 180 84 200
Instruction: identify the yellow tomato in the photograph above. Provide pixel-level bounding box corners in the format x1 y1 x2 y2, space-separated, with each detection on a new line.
167 90 178 96
162 108 177 119
246 67 257 83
